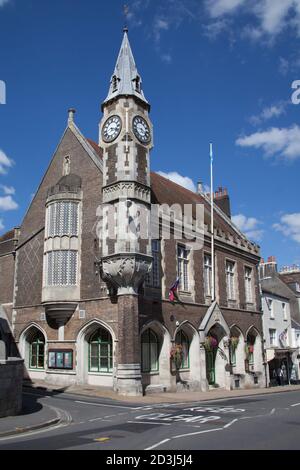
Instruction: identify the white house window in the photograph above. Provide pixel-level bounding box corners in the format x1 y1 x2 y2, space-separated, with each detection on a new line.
245 267 253 303
177 245 190 291
47 201 79 237
226 260 236 300
269 328 277 347
204 254 212 296
282 302 287 320
46 250 78 286
146 240 161 288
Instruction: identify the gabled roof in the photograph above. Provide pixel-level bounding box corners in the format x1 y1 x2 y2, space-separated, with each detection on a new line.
150 172 258 248
102 29 149 109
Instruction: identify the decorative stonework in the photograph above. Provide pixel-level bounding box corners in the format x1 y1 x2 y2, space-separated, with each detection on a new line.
101 253 152 295
103 181 151 204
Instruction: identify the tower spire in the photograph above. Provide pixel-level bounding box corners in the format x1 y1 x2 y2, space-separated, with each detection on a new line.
102 29 149 110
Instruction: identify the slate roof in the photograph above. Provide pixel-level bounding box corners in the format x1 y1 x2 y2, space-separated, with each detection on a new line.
102 30 149 109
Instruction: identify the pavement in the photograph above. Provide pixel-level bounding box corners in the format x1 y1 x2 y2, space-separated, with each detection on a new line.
1 379 300 439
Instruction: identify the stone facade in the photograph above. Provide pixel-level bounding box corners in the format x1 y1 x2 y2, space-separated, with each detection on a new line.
0 30 266 396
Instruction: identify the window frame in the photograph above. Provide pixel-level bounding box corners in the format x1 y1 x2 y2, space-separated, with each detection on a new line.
175 330 190 370
226 259 236 301
29 333 45 370
244 265 253 304
177 244 190 292
88 328 113 374
141 329 159 373
204 253 212 297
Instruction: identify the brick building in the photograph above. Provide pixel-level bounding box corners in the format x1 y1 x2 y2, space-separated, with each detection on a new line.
0 30 265 395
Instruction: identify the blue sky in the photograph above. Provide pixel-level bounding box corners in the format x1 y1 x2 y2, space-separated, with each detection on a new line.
0 0 300 269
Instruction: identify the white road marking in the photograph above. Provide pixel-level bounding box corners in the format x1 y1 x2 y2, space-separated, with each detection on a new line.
291 403 300 407
173 427 224 439
127 420 171 426
270 408 276 415
223 419 238 429
75 400 141 410
145 438 171 450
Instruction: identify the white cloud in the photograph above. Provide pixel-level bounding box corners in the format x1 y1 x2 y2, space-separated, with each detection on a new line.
153 17 169 42
206 0 300 41
157 171 196 192
206 0 246 18
255 0 294 36
273 213 300 243
236 125 300 161
0 149 13 174
249 102 287 126
0 0 10 7
203 18 230 40
0 185 15 195
0 195 18 211
232 213 264 241
279 57 290 75
0 219 4 231
161 53 172 64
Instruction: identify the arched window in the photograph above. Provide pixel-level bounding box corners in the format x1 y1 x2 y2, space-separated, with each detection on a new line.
29 331 45 369
246 333 256 365
141 329 159 373
89 328 113 373
175 330 190 369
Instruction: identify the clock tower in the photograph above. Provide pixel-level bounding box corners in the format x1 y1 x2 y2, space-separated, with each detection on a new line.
99 29 153 395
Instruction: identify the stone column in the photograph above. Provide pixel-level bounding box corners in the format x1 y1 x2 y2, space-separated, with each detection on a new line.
199 344 208 392
115 294 142 396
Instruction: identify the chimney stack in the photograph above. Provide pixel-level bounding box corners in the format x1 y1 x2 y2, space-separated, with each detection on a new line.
213 187 231 218
259 256 278 280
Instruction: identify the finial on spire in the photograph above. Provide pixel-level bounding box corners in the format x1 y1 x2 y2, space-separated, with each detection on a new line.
123 4 129 32
68 108 76 125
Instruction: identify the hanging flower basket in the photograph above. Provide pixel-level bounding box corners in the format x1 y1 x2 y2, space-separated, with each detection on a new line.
203 336 218 352
170 344 184 370
245 344 254 358
230 336 239 350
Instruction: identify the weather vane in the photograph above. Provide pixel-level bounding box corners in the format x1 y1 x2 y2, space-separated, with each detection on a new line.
123 4 129 32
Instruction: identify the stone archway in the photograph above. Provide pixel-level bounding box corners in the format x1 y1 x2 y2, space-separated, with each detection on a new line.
19 324 47 380
76 319 116 387
199 301 231 391
140 320 172 393
173 321 201 391
245 326 264 387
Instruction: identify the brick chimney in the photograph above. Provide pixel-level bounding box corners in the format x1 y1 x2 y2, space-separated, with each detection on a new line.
259 256 278 280
214 187 231 218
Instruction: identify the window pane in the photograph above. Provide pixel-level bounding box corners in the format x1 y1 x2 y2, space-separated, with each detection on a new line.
150 343 158 371
90 356 99 371
100 357 109 371
142 343 150 372
30 354 37 368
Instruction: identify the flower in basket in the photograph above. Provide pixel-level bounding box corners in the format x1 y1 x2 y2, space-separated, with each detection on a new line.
245 343 254 357
203 336 218 351
170 344 184 369
230 336 239 350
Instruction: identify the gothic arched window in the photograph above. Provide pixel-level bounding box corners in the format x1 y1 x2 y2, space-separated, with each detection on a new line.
29 331 45 369
175 330 190 369
89 328 113 373
141 329 159 373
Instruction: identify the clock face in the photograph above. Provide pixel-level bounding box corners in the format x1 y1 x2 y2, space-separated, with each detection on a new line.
132 116 151 144
102 115 122 143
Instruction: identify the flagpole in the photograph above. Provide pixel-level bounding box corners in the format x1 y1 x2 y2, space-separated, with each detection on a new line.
210 143 215 302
